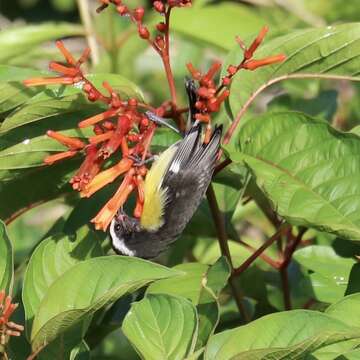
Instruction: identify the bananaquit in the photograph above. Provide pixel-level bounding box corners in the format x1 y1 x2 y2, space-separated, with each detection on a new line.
109 80 222 259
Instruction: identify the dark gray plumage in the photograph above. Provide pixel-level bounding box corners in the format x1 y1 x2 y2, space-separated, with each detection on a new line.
110 124 222 259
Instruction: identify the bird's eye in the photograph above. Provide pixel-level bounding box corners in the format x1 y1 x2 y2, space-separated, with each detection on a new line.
115 224 121 231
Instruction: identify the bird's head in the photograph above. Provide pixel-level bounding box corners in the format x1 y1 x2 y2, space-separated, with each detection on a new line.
109 210 140 256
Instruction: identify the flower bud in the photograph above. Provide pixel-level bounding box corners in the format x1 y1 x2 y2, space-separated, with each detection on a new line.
133 7 145 21
138 26 150 39
156 22 167 33
153 1 165 13
116 5 128 15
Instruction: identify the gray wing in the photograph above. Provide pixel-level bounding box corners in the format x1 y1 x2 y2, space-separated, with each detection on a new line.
162 125 222 227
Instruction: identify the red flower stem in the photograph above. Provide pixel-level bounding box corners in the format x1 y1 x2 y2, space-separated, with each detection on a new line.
160 7 179 113
141 124 156 161
232 224 290 277
236 239 280 269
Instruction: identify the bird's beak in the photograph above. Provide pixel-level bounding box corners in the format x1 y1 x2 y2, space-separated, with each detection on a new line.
145 111 180 134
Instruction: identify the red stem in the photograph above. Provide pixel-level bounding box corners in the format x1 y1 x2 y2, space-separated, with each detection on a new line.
279 227 307 310
206 185 251 322
162 8 177 105
280 267 291 310
236 239 281 269
232 224 289 277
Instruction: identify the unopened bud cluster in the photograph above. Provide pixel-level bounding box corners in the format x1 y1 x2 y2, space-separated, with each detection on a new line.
186 25 286 140
0 290 24 348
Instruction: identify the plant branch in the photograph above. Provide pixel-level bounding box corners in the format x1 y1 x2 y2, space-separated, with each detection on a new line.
236 239 280 268
232 224 289 277
27 344 47 360
280 267 291 310
206 185 233 266
278 226 307 310
206 184 251 322
214 157 232 175
77 0 100 65
162 8 177 105
282 226 307 268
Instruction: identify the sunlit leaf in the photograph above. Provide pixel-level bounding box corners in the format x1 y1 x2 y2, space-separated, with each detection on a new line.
30 257 179 350
147 258 230 348
0 23 84 63
228 23 360 128
226 112 360 240
23 225 103 333
0 220 13 293
122 294 198 360
204 310 360 359
172 3 266 51
294 245 354 303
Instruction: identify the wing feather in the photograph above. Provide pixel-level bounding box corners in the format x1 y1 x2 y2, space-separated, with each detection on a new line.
140 144 178 231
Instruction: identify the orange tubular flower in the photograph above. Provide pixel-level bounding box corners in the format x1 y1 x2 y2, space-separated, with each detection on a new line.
55 40 77 65
244 25 269 59
78 109 120 128
47 130 86 150
81 158 133 198
70 145 103 191
23 77 75 87
44 150 78 165
89 131 115 144
0 290 24 347
91 169 136 231
243 54 287 70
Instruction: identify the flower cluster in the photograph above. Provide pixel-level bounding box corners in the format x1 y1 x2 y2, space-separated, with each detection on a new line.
24 1 285 232
186 26 286 142
96 0 189 52
25 40 157 231
0 290 24 348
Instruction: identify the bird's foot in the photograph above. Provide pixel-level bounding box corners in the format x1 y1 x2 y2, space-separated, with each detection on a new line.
127 154 155 167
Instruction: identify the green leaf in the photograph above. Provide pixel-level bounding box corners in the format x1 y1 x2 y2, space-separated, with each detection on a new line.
326 293 360 328
70 341 90 360
0 158 78 222
228 23 360 124
268 90 338 122
0 221 13 293
0 65 45 83
0 94 90 134
345 263 360 295
30 256 179 350
204 310 360 360
0 23 84 63
0 72 144 133
310 294 360 357
147 263 209 303
122 294 198 360
147 258 230 348
23 225 103 334
226 111 360 240
171 3 266 51
0 108 96 183
294 245 354 303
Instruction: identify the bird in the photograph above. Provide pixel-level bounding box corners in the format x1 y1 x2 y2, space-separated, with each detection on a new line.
109 79 222 259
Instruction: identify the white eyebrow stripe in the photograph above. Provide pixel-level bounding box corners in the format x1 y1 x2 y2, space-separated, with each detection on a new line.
110 219 135 256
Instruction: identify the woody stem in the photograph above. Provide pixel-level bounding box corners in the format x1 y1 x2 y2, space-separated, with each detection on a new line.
162 8 177 105
206 185 251 323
